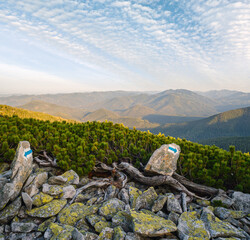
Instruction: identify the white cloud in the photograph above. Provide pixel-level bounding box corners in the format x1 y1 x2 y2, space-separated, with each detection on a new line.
0 0 249 92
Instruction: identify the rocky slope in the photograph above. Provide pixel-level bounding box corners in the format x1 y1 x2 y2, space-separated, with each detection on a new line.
0 142 249 240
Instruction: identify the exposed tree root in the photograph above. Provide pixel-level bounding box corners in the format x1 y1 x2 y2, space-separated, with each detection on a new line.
34 151 58 167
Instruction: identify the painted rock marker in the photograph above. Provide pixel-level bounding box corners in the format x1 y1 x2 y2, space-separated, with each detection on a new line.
144 143 181 176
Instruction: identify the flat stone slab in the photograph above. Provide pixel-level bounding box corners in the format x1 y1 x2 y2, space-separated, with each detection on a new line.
130 209 177 237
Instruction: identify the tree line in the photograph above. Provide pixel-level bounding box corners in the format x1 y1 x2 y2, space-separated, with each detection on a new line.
0 115 249 193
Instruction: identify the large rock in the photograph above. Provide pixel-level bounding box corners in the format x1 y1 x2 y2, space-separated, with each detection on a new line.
24 170 48 197
44 222 75 240
201 207 245 238
113 226 126 240
144 143 180 176
26 199 67 218
130 209 177 237
232 191 250 212
42 183 64 196
21 192 33 211
214 207 247 220
60 170 79 185
99 198 126 220
166 193 182 214
58 203 99 225
211 194 234 208
0 197 22 224
98 227 114 240
32 192 54 207
135 187 158 211
11 222 37 233
128 187 142 209
152 195 168 212
10 141 33 201
0 183 15 210
112 211 133 232
177 211 210 240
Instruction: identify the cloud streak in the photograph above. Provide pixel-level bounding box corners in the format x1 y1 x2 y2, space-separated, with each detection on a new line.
0 0 249 93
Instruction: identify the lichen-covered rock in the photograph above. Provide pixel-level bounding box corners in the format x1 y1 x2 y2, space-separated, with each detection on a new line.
9 141 33 201
86 197 97 206
177 211 210 240
135 187 158 211
21 192 33 211
104 185 118 200
98 227 114 240
197 199 211 207
128 187 142 209
86 214 106 226
113 226 126 240
32 192 54 207
125 232 141 240
26 199 67 218
152 195 168 212
42 183 64 196
201 208 246 238
168 211 180 225
0 233 4 240
24 171 48 197
130 209 177 237
11 222 37 233
118 188 130 205
0 183 15 211
75 217 90 231
144 143 180 176
212 195 234 208
48 175 67 185
58 203 99 226
112 211 133 232
166 193 182 214
99 198 126 220
0 197 22 224
232 191 250 212
214 207 247 220
60 170 79 185
95 221 111 233
38 217 56 232
79 230 98 240
44 222 74 240
86 214 110 233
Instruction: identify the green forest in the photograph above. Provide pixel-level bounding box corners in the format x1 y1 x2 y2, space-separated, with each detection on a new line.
0 114 249 193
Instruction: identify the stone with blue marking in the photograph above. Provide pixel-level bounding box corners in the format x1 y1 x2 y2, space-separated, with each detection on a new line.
24 149 32 157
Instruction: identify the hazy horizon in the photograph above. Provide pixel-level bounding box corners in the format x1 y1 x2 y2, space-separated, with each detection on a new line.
0 0 250 94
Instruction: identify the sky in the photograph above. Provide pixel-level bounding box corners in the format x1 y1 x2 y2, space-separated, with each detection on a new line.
0 0 250 94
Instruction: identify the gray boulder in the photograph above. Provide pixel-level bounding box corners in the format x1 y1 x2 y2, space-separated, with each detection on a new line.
99 198 126 220
144 143 180 176
166 193 182 214
232 191 250 212
0 197 22 224
10 141 33 201
177 211 210 240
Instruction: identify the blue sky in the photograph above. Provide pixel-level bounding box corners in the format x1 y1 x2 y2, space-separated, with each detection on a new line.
0 0 249 94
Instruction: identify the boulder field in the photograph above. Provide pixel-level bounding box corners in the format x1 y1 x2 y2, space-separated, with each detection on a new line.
0 141 249 240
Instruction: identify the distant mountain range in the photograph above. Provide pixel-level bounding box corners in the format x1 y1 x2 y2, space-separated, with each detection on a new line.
149 106 250 145
1 89 249 118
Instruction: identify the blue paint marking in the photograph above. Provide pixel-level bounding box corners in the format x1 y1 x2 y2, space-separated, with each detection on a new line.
169 146 177 153
24 149 32 157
